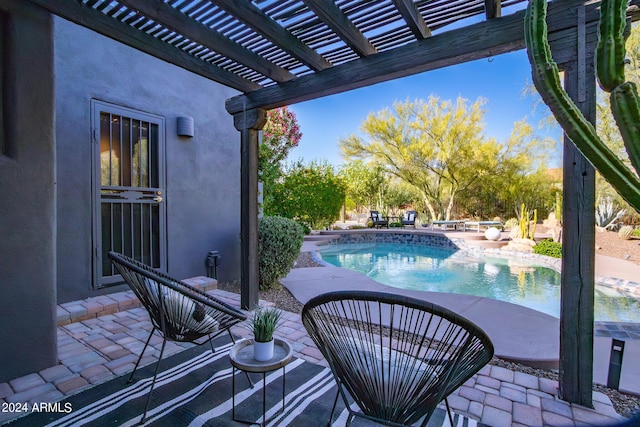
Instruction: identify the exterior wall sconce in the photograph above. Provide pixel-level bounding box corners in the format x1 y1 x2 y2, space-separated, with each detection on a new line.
176 116 194 137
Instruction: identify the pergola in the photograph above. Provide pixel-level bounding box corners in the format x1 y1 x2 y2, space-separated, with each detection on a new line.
27 0 640 408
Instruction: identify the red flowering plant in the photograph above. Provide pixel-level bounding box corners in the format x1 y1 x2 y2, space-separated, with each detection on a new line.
260 107 302 211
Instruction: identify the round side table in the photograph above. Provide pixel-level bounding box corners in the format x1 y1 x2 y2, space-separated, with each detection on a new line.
229 338 292 426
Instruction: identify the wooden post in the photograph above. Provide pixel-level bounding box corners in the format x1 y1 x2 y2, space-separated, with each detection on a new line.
558 6 596 407
233 108 267 310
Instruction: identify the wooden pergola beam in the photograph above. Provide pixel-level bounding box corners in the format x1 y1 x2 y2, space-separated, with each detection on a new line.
391 0 431 39
210 0 332 71
226 0 604 114
119 0 295 83
27 0 260 93
485 0 502 19
557 4 597 408
302 0 377 57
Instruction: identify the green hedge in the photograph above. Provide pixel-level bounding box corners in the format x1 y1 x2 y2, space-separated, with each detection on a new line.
533 239 562 258
258 216 304 290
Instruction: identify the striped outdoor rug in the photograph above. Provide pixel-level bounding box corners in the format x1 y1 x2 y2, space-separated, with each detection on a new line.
7 336 478 426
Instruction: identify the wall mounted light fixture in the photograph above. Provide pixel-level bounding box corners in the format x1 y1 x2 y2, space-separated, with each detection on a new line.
176 116 194 137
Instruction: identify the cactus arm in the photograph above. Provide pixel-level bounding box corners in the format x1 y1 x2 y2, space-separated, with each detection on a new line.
596 0 627 91
525 0 640 212
531 209 537 239
598 0 640 177
611 82 640 175
519 203 526 238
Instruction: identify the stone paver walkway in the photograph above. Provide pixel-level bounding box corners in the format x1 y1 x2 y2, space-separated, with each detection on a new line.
0 287 630 426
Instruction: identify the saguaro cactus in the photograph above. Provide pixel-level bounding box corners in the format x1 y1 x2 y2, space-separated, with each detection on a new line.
524 0 640 212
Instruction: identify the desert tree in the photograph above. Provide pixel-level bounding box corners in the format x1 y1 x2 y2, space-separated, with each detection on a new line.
340 97 551 220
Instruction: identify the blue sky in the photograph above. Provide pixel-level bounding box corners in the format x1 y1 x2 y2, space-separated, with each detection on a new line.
287 49 563 168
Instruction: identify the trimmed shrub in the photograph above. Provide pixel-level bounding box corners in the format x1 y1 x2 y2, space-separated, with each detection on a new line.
258 216 304 290
633 228 640 238
533 239 562 258
297 221 311 235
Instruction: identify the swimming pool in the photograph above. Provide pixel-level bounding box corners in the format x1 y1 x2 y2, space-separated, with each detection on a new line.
318 242 640 322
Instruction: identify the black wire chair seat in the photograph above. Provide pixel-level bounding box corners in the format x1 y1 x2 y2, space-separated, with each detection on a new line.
108 251 247 423
301 290 494 427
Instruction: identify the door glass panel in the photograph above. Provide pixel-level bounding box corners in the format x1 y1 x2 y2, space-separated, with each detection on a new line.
100 113 119 186
122 118 132 187
132 120 152 188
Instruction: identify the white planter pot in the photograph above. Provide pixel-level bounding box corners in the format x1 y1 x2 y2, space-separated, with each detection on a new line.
253 339 274 361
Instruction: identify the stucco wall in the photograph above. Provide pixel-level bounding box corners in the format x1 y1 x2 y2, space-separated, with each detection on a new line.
0 1 57 382
54 18 242 302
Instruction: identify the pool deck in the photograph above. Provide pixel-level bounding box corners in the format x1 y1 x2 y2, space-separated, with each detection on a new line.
295 230 640 396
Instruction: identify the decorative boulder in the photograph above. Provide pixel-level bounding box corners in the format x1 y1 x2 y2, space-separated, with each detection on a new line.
504 238 537 253
484 227 501 241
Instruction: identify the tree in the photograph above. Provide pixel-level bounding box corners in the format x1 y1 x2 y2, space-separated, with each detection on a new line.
460 120 556 218
268 160 346 230
339 160 386 212
259 107 302 212
340 97 551 220
382 179 420 215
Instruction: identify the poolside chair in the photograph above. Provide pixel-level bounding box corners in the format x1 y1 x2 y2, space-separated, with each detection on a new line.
108 251 248 424
402 210 417 228
369 210 389 228
302 290 494 427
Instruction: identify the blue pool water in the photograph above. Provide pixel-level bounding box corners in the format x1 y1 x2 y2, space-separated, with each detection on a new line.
318 243 640 322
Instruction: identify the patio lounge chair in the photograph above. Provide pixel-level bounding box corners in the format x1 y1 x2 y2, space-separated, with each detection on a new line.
463 220 504 233
430 220 465 230
301 290 494 427
108 251 248 424
369 210 389 228
401 210 417 228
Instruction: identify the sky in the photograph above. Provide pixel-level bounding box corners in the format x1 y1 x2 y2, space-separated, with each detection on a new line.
286 49 564 168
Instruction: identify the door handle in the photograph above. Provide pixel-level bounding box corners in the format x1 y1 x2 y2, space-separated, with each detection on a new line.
154 190 163 203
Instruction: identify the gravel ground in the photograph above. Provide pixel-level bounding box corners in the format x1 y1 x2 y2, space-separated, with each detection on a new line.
594 229 640 265
218 233 640 417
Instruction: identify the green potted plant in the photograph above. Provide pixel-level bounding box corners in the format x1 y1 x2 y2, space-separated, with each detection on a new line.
249 306 282 361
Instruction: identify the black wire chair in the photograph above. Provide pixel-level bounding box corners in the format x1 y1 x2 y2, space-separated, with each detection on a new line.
108 251 248 424
301 290 494 427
